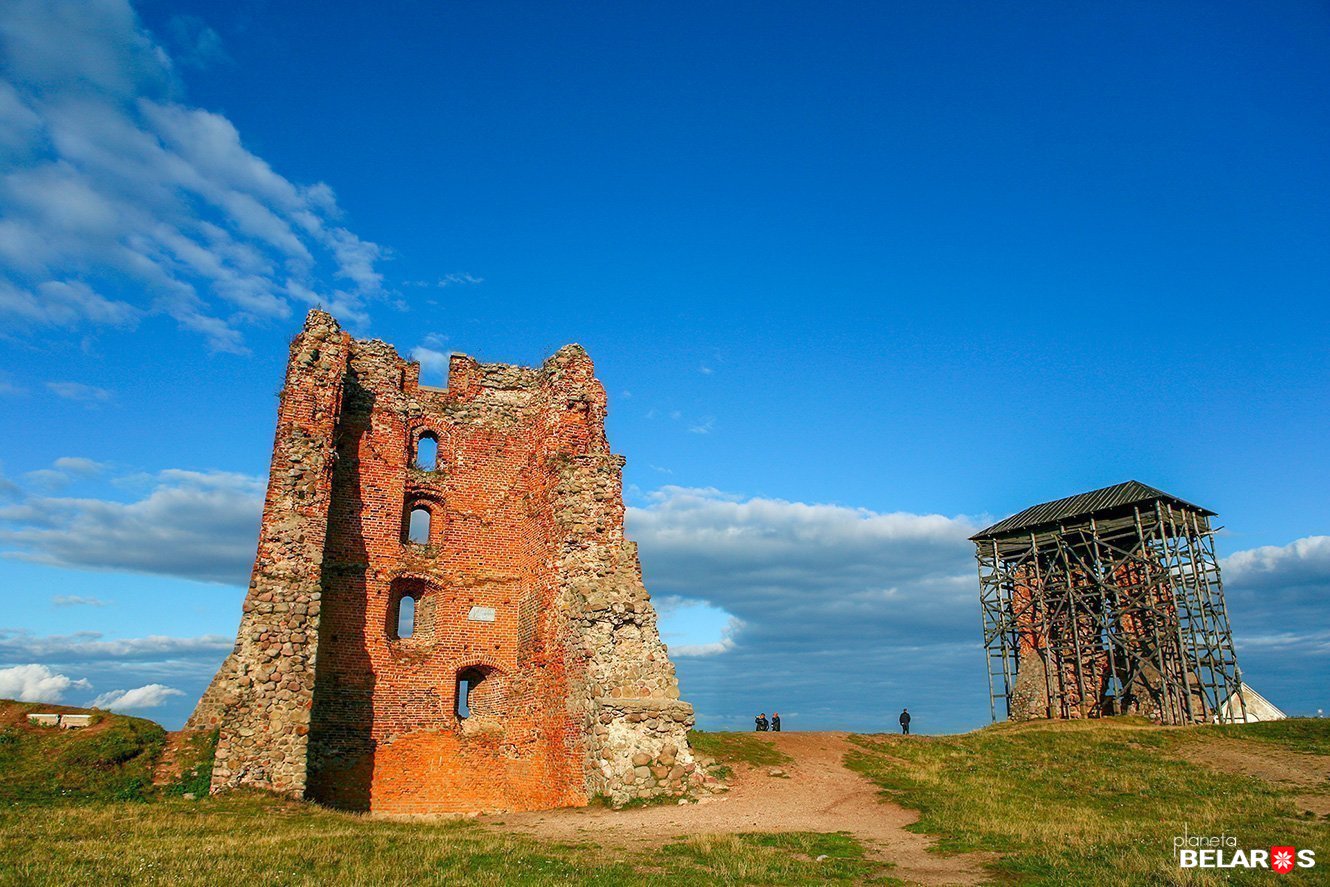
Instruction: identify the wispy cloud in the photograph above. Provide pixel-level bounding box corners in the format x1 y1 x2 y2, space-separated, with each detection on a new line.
165 15 231 70
436 273 483 287
51 595 110 607
0 629 232 663
0 0 385 352
45 381 112 403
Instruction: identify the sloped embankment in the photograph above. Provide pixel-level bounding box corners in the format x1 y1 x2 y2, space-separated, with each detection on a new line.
0 699 165 804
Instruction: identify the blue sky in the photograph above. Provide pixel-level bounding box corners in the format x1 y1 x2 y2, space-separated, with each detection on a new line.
1 0 1327 733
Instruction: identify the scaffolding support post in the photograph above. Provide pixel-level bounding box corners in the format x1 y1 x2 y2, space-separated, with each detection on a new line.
973 483 1245 726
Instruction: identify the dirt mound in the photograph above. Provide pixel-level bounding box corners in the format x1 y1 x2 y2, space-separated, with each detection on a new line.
484 732 992 885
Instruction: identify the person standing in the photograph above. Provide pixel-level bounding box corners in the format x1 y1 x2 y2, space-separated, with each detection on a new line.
899 708 911 735
755 712 768 732
771 712 781 732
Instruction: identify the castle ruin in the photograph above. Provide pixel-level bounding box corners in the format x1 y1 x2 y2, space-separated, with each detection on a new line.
973 481 1247 726
188 310 700 813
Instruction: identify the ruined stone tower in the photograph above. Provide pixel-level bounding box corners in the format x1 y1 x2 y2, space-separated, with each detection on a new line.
188 310 699 813
973 481 1246 726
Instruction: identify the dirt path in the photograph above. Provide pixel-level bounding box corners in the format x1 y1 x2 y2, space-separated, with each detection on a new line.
483 732 991 885
1180 739 1330 817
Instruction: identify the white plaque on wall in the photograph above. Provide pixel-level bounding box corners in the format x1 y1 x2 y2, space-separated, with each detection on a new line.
467 606 496 623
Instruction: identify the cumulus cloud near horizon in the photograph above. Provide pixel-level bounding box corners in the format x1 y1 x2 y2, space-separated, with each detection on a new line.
1222 534 1330 664
0 0 386 352
0 663 90 702
0 468 1323 728
89 683 184 711
626 487 990 729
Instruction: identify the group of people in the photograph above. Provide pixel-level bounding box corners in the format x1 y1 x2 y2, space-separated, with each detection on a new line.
750 708 912 733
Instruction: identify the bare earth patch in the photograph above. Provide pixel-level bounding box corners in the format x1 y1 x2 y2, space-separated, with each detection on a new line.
483 732 993 885
1181 738 1330 817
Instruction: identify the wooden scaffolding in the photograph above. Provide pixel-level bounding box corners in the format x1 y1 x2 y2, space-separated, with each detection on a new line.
973 481 1247 726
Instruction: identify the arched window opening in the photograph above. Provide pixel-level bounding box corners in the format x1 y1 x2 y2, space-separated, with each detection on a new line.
456 667 489 720
396 595 416 639
387 578 432 641
414 433 438 471
407 506 431 544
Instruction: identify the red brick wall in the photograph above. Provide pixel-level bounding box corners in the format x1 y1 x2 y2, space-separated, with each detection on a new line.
196 311 698 812
304 341 594 813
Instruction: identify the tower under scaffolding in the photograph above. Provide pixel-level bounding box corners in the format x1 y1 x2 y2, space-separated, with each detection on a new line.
972 481 1247 726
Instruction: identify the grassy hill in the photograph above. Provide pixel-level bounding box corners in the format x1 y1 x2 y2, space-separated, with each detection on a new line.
0 700 166 804
1 698 1327 884
848 717 1330 885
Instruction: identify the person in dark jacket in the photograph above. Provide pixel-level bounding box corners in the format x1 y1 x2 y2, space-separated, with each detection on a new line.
771 712 781 732
755 712 768 731
899 708 911 735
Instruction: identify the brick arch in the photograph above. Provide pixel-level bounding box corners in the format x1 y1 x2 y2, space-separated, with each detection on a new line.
385 576 443 642
403 485 446 506
401 498 439 545
407 425 450 471
454 660 505 723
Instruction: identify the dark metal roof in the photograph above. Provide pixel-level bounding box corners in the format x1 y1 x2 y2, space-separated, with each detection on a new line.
970 480 1215 541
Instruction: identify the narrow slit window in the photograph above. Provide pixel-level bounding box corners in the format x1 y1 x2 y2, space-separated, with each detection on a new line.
397 596 416 639
415 434 438 471
407 506 431 544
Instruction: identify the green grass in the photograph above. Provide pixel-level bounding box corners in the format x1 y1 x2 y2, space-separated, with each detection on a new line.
0 797 888 885
0 702 885 885
846 717 1330 886
1205 718 1330 756
0 702 165 805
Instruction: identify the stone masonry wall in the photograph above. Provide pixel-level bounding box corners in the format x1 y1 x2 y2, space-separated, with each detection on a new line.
189 310 700 812
1008 560 1203 724
187 312 350 795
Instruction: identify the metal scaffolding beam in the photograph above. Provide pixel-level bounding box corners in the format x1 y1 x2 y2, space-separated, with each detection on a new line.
972 483 1245 725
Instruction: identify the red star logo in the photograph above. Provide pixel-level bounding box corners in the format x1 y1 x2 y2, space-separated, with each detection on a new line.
1271 846 1296 874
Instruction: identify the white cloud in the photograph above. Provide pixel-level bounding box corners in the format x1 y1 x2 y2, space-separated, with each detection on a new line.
628 487 989 729
437 273 483 287
0 663 90 702
89 683 184 711
51 457 107 476
45 381 112 403
1222 534 1330 667
51 595 110 607
688 418 715 435
0 0 385 352
0 629 232 663
655 595 744 657
23 456 109 491
411 346 451 384
1224 535 1330 590
0 279 138 328
0 467 264 584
